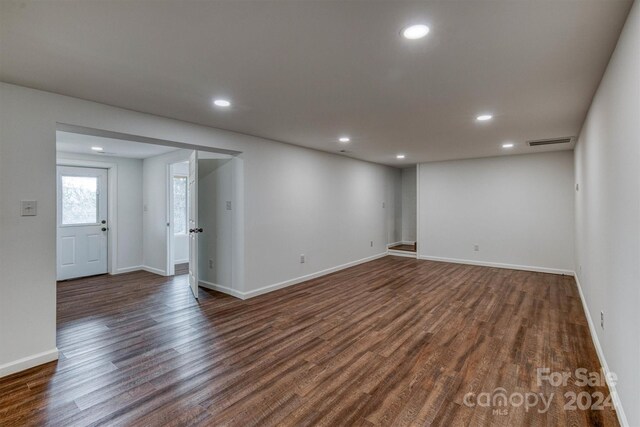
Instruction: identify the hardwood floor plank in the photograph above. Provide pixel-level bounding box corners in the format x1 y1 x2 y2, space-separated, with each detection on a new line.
0 257 619 426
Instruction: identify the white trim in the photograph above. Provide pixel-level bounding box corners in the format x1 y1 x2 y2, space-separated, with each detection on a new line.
417 255 574 276
416 163 421 256
166 163 175 277
113 265 143 274
141 265 167 276
387 241 403 248
174 259 189 264
387 249 417 258
199 280 245 299
241 252 388 300
573 274 628 427
0 348 59 378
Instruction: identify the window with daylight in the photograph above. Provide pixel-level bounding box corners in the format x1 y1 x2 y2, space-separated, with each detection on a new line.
61 175 98 225
173 176 188 235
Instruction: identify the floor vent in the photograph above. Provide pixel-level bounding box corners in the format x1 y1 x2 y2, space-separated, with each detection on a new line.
527 137 574 147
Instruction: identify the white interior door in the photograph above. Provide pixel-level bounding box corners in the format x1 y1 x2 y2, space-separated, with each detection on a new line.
188 151 199 299
57 166 108 280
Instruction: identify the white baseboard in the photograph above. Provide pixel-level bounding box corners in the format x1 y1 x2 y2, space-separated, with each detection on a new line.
242 252 388 299
387 250 417 258
141 265 167 276
387 241 403 248
113 265 143 274
573 274 628 427
199 280 245 299
0 348 59 378
174 259 189 265
417 255 574 276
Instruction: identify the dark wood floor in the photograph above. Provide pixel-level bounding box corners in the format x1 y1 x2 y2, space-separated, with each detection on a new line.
0 256 618 426
175 262 189 276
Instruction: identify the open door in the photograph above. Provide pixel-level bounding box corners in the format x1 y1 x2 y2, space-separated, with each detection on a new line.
188 150 199 299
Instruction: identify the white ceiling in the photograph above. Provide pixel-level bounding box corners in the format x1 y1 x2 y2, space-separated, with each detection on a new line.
1 0 632 165
56 131 179 159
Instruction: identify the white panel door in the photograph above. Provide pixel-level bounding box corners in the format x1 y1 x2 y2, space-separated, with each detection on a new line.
188 151 199 299
57 166 108 280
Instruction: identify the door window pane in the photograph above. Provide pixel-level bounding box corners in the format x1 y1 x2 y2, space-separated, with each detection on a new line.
173 176 188 234
61 176 98 225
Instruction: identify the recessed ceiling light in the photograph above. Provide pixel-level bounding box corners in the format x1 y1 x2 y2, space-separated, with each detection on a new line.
402 24 430 40
396 154 406 159
502 143 514 148
91 146 104 151
213 99 231 107
476 114 493 121
339 136 350 143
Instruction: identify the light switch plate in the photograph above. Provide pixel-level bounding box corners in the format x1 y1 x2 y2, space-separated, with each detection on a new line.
21 200 37 216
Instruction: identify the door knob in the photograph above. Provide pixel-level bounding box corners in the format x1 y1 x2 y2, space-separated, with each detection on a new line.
101 220 107 224
101 227 108 232
197 228 203 233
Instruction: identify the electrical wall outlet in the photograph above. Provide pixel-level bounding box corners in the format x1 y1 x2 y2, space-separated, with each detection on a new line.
474 244 480 252
209 259 213 269
226 201 232 210
370 241 373 247
300 254 305 264
600 311 604 329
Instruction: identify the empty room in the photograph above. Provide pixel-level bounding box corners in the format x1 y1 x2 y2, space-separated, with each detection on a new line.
0 1 638 426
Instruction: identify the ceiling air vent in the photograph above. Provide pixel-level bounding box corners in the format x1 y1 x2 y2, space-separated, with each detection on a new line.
527 137 574 147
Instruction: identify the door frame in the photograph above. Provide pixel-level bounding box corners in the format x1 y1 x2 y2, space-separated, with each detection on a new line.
166 161 190 277
56 157 118 276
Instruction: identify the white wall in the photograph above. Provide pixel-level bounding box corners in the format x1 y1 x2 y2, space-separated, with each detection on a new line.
418 151 574 274
401 167 416 243
198 159 233 288
56 152 144 273
171 161 189 264
244 143 399 294
0 82 400 375
142 149 191 275
574 2 640 425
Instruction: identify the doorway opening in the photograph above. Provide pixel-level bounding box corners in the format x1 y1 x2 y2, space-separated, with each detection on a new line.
389 165 417 257
55 125 244 302
169 161 189 276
